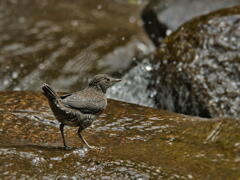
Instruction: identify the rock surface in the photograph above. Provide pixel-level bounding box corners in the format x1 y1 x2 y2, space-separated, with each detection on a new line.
112 6 240 118
0 91 240 179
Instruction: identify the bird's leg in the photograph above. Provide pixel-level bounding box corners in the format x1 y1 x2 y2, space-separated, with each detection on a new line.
59 123 68 148
77 127 95 149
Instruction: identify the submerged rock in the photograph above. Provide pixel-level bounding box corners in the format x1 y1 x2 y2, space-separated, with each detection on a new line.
151 6 240 118
142 0 240 46
0 91 240 179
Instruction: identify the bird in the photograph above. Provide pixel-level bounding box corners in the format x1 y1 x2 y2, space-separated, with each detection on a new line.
42 74 121 149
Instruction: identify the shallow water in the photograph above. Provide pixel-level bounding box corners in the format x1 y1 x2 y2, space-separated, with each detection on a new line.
1 91 239 179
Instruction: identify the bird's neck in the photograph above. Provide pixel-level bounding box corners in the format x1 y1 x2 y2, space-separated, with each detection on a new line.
89 84 106 94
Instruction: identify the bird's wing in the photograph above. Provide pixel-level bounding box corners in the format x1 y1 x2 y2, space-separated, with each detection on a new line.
60 93 72 99
60 89 106 114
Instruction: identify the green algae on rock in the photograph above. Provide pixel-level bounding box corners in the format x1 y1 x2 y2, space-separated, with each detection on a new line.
150 6 240 118
0 91 240 179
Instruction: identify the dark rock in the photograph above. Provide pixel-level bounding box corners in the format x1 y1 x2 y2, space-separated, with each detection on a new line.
0 91 240 179
141 5 168 46
151 6 240 118
142 0 240 45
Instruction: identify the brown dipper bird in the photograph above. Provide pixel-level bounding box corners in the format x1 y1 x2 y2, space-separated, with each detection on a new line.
42 74 121 149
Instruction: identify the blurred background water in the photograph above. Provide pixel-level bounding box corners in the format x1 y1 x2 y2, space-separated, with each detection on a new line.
0 0 151 91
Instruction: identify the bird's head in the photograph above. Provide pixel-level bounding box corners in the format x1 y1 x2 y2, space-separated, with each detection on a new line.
88 74 121 93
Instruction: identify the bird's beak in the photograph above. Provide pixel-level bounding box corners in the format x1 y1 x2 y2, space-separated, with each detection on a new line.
112 78 121 83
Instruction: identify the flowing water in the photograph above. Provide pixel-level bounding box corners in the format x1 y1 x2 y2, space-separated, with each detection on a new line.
0 0 150 91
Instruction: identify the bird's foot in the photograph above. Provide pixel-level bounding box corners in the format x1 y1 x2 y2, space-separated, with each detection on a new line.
62 146 72 150
83 145 105 152
84 144 97 149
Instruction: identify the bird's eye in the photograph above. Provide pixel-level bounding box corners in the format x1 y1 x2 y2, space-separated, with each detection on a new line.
107 78 110 81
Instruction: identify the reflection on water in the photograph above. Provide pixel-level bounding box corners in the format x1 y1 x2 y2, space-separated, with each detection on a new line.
0 0 150 91
0 91 240 179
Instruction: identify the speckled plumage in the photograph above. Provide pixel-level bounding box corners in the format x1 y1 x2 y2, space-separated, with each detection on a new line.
42 74 121 149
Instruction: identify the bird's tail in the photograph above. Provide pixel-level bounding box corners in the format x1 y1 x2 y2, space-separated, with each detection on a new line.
42 83 59 100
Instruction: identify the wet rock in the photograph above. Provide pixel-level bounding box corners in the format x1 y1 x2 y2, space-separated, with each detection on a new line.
142 0 240 46
151 6 240 118
111 6 240 118
0 91 240 179
0 0 150 91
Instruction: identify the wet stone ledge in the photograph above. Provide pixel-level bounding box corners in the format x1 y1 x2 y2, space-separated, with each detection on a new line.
0 91 239 179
